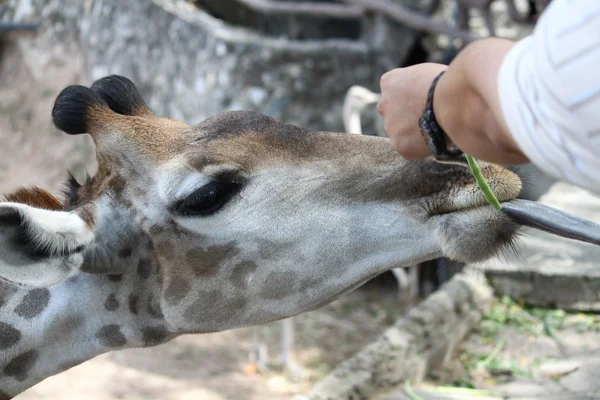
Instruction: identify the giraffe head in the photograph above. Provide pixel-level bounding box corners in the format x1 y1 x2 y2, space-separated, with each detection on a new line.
0 76 522 336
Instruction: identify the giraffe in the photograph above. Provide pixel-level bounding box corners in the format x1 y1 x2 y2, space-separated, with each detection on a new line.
342 84 419 308
0 75 525 398
248 85 408 378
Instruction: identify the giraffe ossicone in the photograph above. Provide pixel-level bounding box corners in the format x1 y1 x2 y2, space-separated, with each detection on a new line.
0 75 523 397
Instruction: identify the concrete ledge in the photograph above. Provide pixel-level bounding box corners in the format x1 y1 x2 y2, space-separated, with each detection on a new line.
298 273 493 400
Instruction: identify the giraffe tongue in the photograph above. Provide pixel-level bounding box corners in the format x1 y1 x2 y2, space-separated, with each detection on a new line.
502 199 600 246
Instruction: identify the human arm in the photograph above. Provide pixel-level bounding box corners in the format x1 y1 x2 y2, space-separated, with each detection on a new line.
377 38 527 165
378 0 600 193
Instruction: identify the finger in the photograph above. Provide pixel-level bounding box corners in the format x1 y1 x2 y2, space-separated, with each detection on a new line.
388 132 431 160
376 98 385 116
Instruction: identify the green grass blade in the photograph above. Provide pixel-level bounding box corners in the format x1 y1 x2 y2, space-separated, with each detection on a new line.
465 154 501 210
404 381 424 400
480 338 505 368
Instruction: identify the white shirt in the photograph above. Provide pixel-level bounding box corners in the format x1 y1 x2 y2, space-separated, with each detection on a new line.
498 0 600 194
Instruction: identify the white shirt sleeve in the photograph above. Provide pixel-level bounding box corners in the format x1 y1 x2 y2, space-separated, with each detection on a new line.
497 0 600 194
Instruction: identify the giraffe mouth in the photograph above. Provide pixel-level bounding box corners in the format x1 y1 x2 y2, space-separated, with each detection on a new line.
422 157 523 216
426 177 521 216
422 159 600 246
429 194 600 247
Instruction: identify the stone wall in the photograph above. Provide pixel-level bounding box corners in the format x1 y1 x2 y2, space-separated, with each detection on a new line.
3 0 427 131
0 1 95 193
298 273 494 400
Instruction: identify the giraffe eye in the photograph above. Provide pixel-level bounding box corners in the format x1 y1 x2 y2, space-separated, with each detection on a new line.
174 180 242 216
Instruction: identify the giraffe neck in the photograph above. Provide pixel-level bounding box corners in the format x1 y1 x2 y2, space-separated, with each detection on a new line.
0 252 171 398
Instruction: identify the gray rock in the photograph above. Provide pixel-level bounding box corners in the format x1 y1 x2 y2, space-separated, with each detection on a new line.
301 273 493 400
536 360 580 380
559 356 600 394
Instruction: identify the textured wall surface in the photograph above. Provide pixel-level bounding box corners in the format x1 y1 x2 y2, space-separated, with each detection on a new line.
0 0 95 194
3 0 425 131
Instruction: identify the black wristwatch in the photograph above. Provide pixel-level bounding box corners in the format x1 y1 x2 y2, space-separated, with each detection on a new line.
418 71 463 159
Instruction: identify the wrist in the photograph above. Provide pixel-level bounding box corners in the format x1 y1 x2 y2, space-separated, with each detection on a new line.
432 68 472 143
434 70 528 163
436 38 526 160
418 71 463 158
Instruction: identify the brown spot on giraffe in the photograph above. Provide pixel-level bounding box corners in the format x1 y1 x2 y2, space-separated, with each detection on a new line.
128 294 140 315
104 294 119 311
230 261 258 289
107 274 122 282
299 276 321 293
261 271 298 300
118 247 132 258
0 322 21 350
43 316 85 355
141 326 170 347
185 242 237 277
15 288 50 319
148 225 163 235
96 325 127 348
154 241 174 260
0 284 18 308
50 315 84 335
184 290 246 332
136 258 152 279
4 350 39 381
164 275 191 305
107 174 126 197
185 249 217 277
147 295 163 319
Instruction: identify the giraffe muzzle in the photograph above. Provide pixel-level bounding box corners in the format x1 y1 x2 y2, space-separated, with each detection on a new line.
501 199 600 246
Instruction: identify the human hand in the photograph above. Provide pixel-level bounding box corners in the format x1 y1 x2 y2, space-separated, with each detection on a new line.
377 63 448 160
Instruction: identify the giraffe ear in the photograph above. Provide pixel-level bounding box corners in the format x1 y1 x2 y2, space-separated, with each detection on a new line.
0 202 93 287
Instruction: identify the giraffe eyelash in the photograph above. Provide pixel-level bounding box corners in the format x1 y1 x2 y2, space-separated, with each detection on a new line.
171 179 244 217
